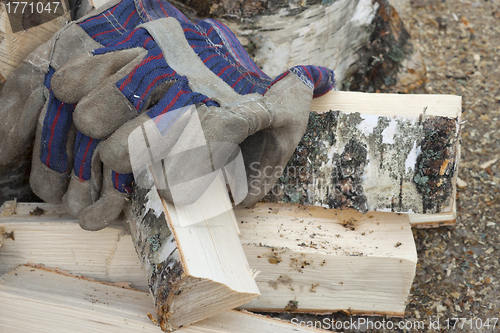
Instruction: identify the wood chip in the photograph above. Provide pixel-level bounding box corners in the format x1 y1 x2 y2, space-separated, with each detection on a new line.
480 157 498 169
456 177 467 188
0 200 17 217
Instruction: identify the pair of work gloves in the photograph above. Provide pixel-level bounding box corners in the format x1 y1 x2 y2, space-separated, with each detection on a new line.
0 0 335 230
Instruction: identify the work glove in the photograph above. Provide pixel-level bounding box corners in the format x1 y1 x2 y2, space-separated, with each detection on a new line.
0 0 335 230
51 15 335 224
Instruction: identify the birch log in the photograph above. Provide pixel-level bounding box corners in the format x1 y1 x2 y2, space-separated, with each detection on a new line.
0 265 327 333
262 91 461 215
1 202 417 316
125 182 260 331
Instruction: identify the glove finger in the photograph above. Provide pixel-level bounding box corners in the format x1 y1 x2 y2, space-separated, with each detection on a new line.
78 167 127 231
51 48 148 104
30 111 77 204
2 21 103 167
0 62 46 168
71 26 186 139
100 101 194 175
58 47 148 139
290 65 335 97
63 137 103 217
62 172 99 218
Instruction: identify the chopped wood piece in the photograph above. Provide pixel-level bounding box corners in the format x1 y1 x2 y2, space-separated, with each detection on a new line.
0 203 148 288
0 199 17 216
125 183 260 331
0 265 326 333
235 203 417 315
1 202 417 316
263 91 462 215
456 177 467 189
479 157 498 170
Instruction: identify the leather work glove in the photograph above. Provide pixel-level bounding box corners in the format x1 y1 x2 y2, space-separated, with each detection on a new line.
0 0 335 230
51 16 335 223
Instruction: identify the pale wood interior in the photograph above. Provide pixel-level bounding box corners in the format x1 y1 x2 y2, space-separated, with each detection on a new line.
0 2 70 80
311 91 462 118
1 202 416 315
0 265 327 333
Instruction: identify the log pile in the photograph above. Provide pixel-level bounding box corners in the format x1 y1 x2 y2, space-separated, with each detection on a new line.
1 200 416 321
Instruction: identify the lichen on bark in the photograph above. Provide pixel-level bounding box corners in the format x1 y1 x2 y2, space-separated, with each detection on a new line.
129 186 185 331
263 110 459 214
413 116 458 213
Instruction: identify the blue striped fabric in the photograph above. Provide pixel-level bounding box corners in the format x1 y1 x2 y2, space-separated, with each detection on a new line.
40 0 335 195
112 171 134 193
78 0 144 46
95 28 184 112
40 67 75 174
73 131 100 181
135 0 189 22
199 19 270 81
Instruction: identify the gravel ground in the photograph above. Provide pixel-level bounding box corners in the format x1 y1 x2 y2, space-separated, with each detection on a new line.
268 0 500 331
400 0 500 330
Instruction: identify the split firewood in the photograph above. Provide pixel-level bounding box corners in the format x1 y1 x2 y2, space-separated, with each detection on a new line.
124 180 260 331
0 202 149 289
0 265 327 333
1 201 417 316
262 91 462 217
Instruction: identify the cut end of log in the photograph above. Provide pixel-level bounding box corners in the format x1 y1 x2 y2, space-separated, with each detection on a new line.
158 276 259 331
